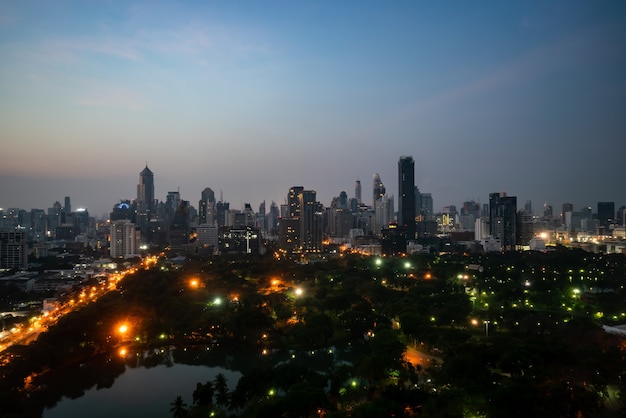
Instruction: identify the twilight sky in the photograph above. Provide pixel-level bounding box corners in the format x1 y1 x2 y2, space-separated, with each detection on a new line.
1 1 625 218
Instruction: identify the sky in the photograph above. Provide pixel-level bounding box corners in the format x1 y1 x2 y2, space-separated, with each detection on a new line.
1 1 625 219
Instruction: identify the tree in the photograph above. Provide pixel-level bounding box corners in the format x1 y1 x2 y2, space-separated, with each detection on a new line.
192 381 214 406
214 373 230 407
170 395 188 418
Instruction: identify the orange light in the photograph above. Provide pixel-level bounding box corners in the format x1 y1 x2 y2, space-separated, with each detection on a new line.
189 279 199 288
118 324 129 334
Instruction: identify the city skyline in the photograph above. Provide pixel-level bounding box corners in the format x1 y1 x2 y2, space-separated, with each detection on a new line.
1 1 625 217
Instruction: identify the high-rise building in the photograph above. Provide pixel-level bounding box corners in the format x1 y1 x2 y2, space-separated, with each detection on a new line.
299 190 323 252
137 166 155 228
374 195 394 233
64 196 71 214
489 192 517 250
372 174 385 207
617 206 625 226
398 156 416 239
524 200 532 215
288 186 304 218
543 203 553 219
169 200 190 250
516 211 534 246
267 201 279 232
109 220 137 258
355 180 362 204
561 203 573 221
199 187 216 225
420 193 433 221
597 202 615 228
216 201 230 228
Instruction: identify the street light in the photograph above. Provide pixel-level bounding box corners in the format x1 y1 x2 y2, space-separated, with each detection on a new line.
484 320 490 337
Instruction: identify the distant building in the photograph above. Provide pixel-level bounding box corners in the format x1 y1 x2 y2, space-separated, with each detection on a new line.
197 223 218 253
597 202 615 228
109 220 138 258
398 156 416 239
198 187 216 225
110 200 134 222
516 211 534 247
355 180 362 204
137 165 155 230
0 231 28 270
420 193 433 221
489 192 517 251
219 226 260 254
299 190 323 252
372 174 386 208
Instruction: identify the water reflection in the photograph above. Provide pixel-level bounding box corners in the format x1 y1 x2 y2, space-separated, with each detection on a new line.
43 347 242 418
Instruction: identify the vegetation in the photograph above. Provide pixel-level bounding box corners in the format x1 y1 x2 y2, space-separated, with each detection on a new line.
0 249 624 417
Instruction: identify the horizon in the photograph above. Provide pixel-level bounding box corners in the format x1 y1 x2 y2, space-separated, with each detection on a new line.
1 1 625 217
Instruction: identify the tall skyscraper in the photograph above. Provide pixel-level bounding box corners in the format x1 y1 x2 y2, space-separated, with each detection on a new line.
64 196 71 213
398 156 416 239
355 180 361 204
372 174 385 207
299 190 323 252
199 187 216 225
288 186 304 218
489 192 517 250
137 165 155 228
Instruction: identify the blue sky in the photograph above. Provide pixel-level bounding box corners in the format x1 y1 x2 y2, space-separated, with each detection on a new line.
1 1 625 218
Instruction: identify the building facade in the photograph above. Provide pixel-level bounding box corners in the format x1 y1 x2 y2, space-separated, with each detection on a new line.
489 192 517 251
398 156 416 239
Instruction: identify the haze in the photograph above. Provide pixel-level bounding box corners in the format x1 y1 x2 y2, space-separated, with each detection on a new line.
1 1 625 217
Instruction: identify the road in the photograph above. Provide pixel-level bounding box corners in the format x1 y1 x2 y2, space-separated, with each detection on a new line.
0 258 157 355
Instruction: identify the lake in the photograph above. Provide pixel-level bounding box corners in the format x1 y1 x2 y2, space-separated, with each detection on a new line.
44 362 241 418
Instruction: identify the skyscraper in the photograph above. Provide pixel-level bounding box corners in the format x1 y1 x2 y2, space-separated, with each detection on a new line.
597 202 615 228
355 180 362 204
288 186 304 218
199 187 216 225
489 192 517 250
372 174 385 208
64 196 71 213
299 190 323 252
137 165 155 228
398 156 416 239
110 220 137 258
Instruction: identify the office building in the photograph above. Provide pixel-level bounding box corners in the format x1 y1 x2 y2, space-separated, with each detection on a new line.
398 156 416 239
0 231 28 270
597 202 615 228
137 165 155 228
299 190 323 252
199 187 216 225
373 174 386 207
109 220 138 258
489 192 517 250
